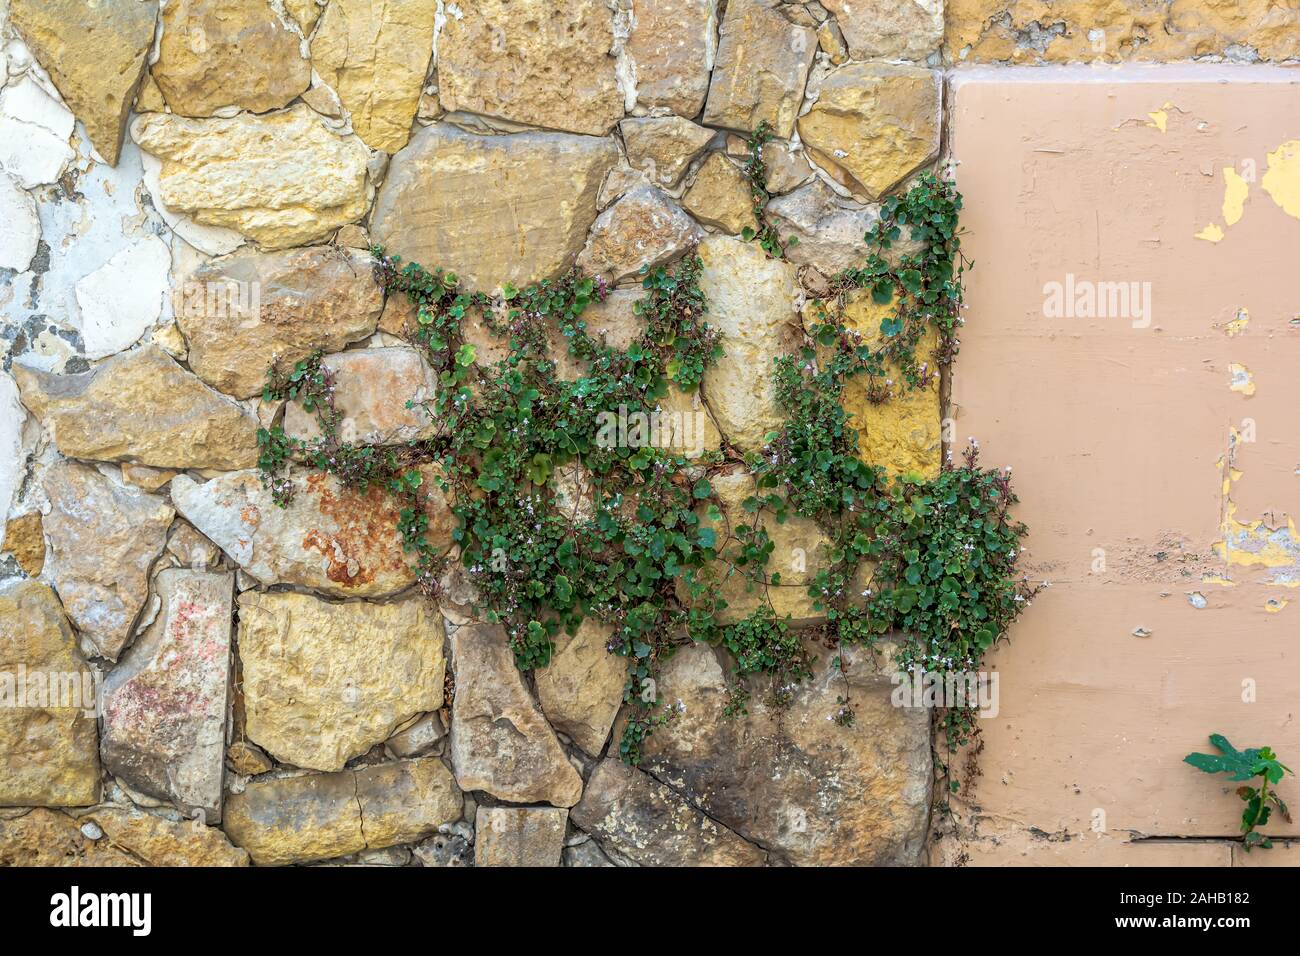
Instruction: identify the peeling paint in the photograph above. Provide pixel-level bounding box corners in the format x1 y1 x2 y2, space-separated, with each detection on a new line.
1194 223 1224 243
1228 363 1254 395
1223 307 1249 336
1146 103 1171 132
1261 139 1300 220
1220 166 1249 225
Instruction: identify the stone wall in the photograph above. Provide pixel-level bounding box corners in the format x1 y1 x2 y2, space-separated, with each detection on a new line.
0 1 1296 868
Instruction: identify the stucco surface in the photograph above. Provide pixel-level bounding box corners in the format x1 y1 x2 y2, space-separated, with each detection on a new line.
951 65 1300 863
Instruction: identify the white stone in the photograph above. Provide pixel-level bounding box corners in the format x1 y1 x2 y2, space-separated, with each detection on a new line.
0 73 76 189
74 235 172 360
0 372 24 544
0 75 75 139
0 116 74 188
0 171 39 271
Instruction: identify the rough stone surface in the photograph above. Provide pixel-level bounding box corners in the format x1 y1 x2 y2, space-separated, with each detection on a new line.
285 0 325 33
535 618 626 756
74 236 172 361
101 569 234 822
385 712 443 758
628 641 932 865
371 124 617 293
131 106 372 250
702 0 816 139
0 73 77 189
576 186 701 284
474 806 567 867
42 461 174 662
682 152 753 235
227 740 274 776
177 245 383 399
0 374 22 547
237 591 445 772
822 0 944 61
697 236 798 453
620 116 715 189
437 0 623 136
657 386 722 459
824 292 942 479
688 466 833 624
447 621 584 807
0 171 40 271
9 0 159 165
573 759 766 866
624 0 718 117
0 581 101 807
947 0 1300 63
3 512 45 577
223 758 461 866
171 468 450 598
0 809 136 866
757 138 813 195
312 0 437 152
563 837 615 867
543 287 644 381
13 346 260 471
121 465 178 493
83 806 250 866
797 64 941 201
767 179 879 274
152 0 311 117
282 347 437 445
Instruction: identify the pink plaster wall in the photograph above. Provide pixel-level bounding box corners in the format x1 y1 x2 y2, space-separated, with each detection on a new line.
947 65 1300 864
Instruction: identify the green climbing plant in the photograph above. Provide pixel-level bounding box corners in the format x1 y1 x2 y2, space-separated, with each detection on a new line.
255 144 1039 767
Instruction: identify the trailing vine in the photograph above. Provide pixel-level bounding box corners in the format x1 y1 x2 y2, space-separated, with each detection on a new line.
254 146 1039 769
739 120 791 258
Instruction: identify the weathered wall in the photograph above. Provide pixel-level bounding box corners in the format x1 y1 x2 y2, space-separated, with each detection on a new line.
0 0 949 868
0 0 1297 868
944 64 1300 866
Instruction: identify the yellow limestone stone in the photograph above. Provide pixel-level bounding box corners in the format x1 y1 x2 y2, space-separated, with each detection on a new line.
311 0 438 153
797 63 941 201
130 106 372 250
821 293 942 480
237 591 446 772
682 152 755 235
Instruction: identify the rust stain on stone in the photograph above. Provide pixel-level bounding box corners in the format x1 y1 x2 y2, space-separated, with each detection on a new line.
299 472 408 588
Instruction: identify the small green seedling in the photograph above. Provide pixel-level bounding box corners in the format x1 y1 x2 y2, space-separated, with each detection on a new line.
1184 734 1292 850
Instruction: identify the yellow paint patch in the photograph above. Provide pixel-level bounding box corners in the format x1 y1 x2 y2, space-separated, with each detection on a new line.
1195 223 1224 243
808 292 941 480
1261 139 1300 220
1228 363 1255 396
1265 598 1288 613
1224 307 1249 336
1146 103 1171 132
1221 167 1249 226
